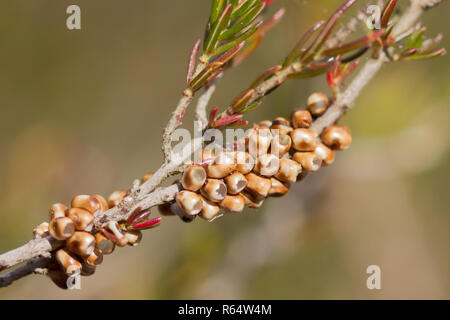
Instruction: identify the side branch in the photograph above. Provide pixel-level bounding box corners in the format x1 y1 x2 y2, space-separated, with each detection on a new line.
311 56 385 134
195 78 221 129
0 257 51 288
162 90 194 162
0 237 62 271
311 0 445 134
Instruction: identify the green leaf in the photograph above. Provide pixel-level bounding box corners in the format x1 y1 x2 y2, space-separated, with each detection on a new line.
405 48 446 61
219 2 266 41
210 0 226 25
214 41 246 64
231 0 262 20
205 4 233 54
212 22 260 56
405 27 426 50
238 100 262 114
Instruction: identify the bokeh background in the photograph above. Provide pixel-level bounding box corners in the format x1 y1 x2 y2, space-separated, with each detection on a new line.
0 0 449 299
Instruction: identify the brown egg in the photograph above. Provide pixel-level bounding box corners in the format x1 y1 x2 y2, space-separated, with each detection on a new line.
291 109 313 128
65 208 94 232
291 128 318 151
66 231 96 257
247 127 272 157
84 248 103 267
254 154 280 177
206 152 236 178
268 178 290 197
95 232 115 255
49 217 75 240
125 230 143 247
71 195 101 214
176 190 203 215
270 117 293 136
224 171 248 194
321 125 352 151
275 158 302 183
55 248 82 276
235 151 255 174
270 134 292 157
182 165 207 192
307 92 330 116
93 195 108 212
244 173 272 198
219 195 245 213
240 190 265 208
49 203 67 220
293 152 322 172
315 142 335 166
200 179 227 203
199 196 221 222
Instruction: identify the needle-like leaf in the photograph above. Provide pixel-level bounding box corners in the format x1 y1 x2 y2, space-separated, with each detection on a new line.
215 41 246 64
209 106 219 124
186 39 201 85
190 42 244 91
231 0 262 20
322 29 384 57
219 2 266 41
284 20 325 66
213 23 260 56
381 0 397 29
130 217 163 231
231 8 284 67
230 88 255 113
210 0 226 25
205 4 233 54
212 114 244 127
301 0 359 63
405 48 446 60
289 66 332 79
238 100 262 114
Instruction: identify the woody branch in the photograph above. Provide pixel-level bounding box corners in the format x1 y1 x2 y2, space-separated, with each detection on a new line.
0 0 445 288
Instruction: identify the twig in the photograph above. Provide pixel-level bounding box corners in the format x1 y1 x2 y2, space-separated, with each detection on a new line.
323 9 367 50
311 55 386 134
162 90 194 162
0 237 61 271
0 0 444 288
195 76 222 130
311 0 444 134
0 257 51 288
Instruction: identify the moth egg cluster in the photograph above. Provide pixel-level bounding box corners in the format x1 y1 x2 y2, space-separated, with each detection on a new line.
159 92 352 222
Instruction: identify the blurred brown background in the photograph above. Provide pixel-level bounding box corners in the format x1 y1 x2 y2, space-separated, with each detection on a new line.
0 0 449 299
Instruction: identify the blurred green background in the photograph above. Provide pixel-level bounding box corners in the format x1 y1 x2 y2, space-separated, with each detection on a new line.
0 0 449 299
